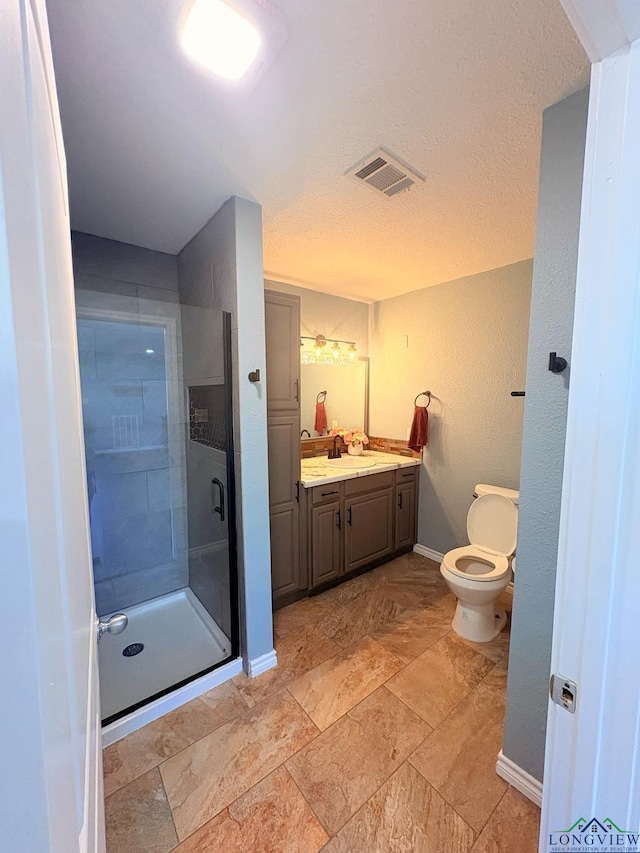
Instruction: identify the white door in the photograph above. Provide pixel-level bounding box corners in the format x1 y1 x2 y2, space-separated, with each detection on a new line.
0 0 104 851
540 2 640 849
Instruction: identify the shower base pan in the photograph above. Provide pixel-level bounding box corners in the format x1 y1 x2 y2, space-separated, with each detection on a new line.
98 587 230 721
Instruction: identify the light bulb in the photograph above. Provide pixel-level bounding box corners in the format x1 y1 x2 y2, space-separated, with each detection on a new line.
181 0 261 81
332 343 340 359
348 344 356 361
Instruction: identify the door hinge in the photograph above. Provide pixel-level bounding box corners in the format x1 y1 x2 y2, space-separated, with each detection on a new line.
550 674 577 713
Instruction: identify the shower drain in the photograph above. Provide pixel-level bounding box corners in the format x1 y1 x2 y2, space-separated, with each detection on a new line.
122 643 144 657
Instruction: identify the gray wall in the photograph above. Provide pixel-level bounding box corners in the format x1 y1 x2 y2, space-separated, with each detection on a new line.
503 89 589 783
264 279 370 356
369 261 532 555
179 197 273 668
72 233 188 615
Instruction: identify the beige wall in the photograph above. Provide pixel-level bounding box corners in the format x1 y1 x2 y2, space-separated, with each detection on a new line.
369 260 532 554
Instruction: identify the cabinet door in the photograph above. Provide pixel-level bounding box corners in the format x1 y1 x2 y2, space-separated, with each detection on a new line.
310 502 342 588
395 481 417 550
264 291 300 412
267 415 301 600
345 490 394 572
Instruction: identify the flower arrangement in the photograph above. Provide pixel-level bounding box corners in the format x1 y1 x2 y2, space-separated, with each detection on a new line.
329 427 369 447
344 430 369 447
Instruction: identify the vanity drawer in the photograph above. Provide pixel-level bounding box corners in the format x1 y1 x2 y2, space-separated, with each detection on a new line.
396 466 418 481
345 471 394 496
312 483 343 505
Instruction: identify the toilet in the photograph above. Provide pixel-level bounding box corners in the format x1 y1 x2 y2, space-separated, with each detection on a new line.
440 484 519 643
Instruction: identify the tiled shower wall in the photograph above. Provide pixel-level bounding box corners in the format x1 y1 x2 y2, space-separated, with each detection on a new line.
72 232 188 615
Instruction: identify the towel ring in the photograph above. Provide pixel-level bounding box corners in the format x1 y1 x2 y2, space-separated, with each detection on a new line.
414 390 431 408
316 390 327 403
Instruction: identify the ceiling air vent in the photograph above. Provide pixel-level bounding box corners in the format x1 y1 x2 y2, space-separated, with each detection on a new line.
346 147 425 198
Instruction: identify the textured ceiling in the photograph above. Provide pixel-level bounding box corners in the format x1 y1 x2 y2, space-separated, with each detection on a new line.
46 0 589 301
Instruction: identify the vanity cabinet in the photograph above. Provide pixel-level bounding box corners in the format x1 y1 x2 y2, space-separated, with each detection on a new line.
344 473 394 572
265 291 302 607
310 501 342 586
300 466 419 596
394 467 418 550
267 415 302 598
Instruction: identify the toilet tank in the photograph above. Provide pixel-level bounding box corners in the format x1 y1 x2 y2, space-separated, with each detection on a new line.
474 483 520 506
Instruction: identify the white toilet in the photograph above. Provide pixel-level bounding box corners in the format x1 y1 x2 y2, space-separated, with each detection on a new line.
440 484 519 643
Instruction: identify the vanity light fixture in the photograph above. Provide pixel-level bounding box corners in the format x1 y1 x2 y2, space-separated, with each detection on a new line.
181 0 261 80
300 335 358 365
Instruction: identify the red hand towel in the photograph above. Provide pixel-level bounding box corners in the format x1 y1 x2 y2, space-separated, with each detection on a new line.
408 405 428 452
315 401 328 435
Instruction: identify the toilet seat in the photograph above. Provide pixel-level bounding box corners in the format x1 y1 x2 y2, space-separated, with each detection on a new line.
442 545 511 582
467 493 518 557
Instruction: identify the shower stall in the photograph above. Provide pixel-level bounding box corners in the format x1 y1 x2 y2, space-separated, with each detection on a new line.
76 291 238 724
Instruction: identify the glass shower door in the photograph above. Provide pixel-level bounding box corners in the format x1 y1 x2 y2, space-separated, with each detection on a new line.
76 299 237 724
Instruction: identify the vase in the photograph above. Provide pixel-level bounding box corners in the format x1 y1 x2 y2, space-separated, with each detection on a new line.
348 442 363 456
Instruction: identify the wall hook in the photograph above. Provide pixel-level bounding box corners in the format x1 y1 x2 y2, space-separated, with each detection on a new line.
548 352 568 374
248 368 261 382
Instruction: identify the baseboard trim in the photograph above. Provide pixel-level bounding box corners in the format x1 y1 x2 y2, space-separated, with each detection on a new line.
248 649 278 678
413 543 445 563
495 750 543 807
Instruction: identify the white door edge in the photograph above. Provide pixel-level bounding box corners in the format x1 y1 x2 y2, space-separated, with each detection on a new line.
540 5 640 847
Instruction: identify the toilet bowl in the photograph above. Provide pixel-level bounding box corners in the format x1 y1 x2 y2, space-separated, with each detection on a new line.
440 491 518 643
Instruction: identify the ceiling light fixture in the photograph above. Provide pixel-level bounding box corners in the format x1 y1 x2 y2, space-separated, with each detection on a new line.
181 0 261 81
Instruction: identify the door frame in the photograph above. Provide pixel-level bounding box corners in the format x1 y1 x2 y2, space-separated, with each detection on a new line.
1 0 103 849
539 2 640 847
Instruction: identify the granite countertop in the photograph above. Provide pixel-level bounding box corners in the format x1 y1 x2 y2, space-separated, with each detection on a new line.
300 450 421 487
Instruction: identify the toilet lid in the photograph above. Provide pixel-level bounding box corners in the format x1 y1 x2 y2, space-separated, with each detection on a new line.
467 493 518 557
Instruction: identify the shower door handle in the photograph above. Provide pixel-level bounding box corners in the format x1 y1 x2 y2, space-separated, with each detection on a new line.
211 478 225 522
96 613 128 643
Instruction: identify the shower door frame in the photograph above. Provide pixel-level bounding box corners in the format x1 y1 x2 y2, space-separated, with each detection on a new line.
77 304 241 736
76 304 188 616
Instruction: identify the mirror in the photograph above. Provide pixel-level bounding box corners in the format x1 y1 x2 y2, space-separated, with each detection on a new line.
300 357 369 439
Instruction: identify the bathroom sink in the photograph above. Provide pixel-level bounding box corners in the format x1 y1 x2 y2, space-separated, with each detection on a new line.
322 456 376 469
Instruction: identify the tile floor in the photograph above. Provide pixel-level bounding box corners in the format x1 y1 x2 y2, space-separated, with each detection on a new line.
103 553 541 852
